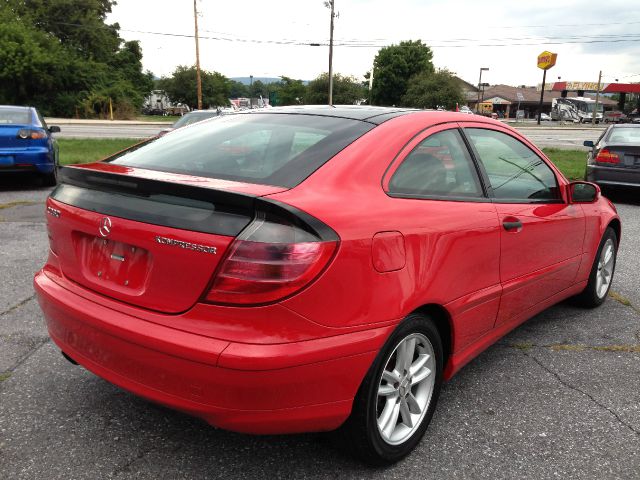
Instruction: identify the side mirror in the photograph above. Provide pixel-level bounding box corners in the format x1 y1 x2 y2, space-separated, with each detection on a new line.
583 140 594 148
49 126 61 133
569 181 599 203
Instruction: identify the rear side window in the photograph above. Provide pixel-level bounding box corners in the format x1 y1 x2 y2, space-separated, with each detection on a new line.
109 114 373 188
466 128 560 202
388 129 483 198
0 108 30 125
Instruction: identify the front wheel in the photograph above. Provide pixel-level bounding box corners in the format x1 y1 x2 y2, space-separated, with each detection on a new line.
339 313 443 465
573 227 617 307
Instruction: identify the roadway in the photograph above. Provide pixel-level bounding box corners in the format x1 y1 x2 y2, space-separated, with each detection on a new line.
47 119 607 150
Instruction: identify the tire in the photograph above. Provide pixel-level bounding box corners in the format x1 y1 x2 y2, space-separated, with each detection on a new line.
338 313 443 465
40 165 58 187
573 227 617 308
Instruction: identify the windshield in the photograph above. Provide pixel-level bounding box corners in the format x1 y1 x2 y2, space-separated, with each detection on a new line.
0 108 31 125
172 111 220 129
109 113 374 188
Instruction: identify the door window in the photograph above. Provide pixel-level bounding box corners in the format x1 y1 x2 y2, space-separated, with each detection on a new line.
388 129 483 198
466 128 560 202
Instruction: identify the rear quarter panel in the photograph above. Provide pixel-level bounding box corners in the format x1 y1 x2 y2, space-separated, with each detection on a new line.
271 113 502 352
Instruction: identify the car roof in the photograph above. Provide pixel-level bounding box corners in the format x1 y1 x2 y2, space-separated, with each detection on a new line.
233 105 483 125
0 105 32 111
610 123 640 128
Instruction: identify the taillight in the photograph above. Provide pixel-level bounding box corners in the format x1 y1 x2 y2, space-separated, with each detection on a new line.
595 148 620 164
16 129 46 140
205 212 338 305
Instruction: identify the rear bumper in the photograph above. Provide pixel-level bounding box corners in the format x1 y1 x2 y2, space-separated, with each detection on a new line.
586 165 640 188
34 270 388 434
0 147 54 174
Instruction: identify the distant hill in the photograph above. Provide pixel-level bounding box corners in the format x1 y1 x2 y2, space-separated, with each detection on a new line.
230 76 310 85
230 77 281 85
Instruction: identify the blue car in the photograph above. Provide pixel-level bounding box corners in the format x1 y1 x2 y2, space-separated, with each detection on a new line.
0 105 60 185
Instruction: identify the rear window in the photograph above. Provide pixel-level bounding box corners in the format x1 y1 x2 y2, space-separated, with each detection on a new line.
607 128 640 144
0 108 31 125
109 113 374 188
173 111 219 128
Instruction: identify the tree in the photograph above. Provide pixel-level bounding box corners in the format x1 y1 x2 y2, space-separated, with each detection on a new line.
0 0 153 118
109 41 154 98
306 73 366 105
269 77 307 106
229 80 249 98
158 66 231 109
250 80 269 98
8 0 121 62
402 69 464 110
371 40 434 106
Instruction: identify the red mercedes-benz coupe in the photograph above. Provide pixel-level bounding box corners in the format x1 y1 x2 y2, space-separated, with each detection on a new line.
35 107 620 464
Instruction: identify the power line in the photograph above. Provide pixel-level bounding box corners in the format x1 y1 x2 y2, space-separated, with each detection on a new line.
37 21 640 49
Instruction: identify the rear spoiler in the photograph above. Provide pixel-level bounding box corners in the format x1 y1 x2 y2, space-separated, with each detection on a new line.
53 166 338 240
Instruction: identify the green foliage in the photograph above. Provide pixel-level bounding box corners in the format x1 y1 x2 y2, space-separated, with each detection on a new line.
371 40 434 106
402 69 464 110
109 41 154 97
157 66 231 109
269 76 307 106
9 0 121 62
250 80 269 98
81 79 144 119
0 0 153 118
229 80 249 98
306 73 366 105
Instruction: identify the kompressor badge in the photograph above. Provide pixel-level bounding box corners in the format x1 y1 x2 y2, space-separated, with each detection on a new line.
155 236 217 255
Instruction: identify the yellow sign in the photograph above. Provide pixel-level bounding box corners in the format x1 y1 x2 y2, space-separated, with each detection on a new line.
537 51 557 70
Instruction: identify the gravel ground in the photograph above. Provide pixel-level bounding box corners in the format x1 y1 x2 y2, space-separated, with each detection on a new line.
1 177 638 480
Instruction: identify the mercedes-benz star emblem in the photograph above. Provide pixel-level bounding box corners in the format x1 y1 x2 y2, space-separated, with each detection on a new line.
99 217 112 237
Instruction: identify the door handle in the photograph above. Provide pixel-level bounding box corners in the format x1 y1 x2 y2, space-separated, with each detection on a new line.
503 219 523 231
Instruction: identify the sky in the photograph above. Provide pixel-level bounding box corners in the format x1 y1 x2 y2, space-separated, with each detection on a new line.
107 0 640 87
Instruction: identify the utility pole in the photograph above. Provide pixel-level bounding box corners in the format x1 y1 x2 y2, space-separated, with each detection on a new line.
193 0 203 110
592 70 602 126
368 66 374 105
327 0 335 105
477 67 489 113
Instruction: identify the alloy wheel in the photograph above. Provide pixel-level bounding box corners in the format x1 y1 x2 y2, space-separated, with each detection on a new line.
376 333 436 445
596 238 615 298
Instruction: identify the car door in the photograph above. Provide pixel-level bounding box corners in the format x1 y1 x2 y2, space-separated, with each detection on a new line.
461 123 585 327
382 124 502 350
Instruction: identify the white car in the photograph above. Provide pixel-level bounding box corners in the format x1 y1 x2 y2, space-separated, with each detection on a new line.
459 106 473 114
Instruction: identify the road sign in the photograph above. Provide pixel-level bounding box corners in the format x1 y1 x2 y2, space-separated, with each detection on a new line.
516 92 525 101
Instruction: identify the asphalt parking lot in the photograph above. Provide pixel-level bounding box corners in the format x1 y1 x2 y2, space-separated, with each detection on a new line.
1 177 639 479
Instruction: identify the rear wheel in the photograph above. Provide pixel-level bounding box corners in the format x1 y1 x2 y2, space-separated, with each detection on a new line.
573 227 617 307
339 313 443 465
40 164 58 187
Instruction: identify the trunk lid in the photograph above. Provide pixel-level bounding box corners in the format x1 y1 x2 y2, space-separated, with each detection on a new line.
47 165 287 313
0 125 30 151
605 145 640 169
